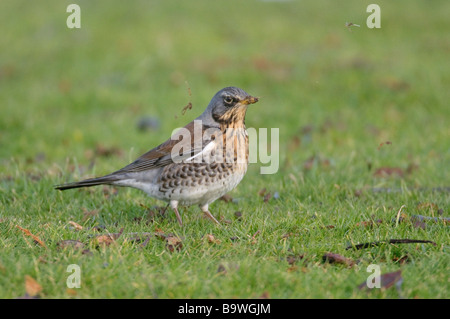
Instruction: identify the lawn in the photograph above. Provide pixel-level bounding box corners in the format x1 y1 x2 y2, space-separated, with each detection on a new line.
0 0 449 299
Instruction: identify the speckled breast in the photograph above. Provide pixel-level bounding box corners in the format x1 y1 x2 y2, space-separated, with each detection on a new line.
156 127 249 205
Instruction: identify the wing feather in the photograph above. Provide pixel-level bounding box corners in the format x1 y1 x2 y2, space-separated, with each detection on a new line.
113 121 219 174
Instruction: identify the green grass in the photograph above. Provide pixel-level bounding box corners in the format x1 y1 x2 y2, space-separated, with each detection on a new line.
0 0 449 298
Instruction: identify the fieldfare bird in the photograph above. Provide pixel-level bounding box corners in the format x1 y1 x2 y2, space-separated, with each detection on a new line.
55 87 258 225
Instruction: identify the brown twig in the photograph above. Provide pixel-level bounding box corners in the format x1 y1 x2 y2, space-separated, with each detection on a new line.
346 239 437 250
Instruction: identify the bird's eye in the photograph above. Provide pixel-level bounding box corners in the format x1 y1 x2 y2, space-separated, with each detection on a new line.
224 96 234 106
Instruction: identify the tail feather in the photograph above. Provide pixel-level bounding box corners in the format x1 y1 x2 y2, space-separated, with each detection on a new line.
55 175 120 191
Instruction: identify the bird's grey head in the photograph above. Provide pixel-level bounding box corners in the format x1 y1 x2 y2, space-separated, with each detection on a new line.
197 87 258 127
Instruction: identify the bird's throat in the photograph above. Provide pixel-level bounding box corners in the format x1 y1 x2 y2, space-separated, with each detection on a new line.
213 106 248 130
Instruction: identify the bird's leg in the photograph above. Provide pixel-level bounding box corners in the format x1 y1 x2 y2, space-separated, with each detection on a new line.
200 204 220 225
170 200 183 226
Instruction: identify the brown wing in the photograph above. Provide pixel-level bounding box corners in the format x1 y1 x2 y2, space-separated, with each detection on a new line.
114 121 219 174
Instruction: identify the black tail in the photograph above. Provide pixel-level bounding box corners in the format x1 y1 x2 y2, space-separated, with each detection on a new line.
55 175 120 191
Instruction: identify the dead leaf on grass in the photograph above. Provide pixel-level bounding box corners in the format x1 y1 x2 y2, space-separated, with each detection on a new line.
377 141 392 150
354 189 364 197
204 234 221 244
258 188 267 196
93 228 124 247
82 249 94 256
373 167 404 178
234 211 243 220
68 221 83 231
252 230 261 238
154 228 168 240
166 235 183 252
287 265 298 273
94 235 116 247
248 230 261 245
322 252 355 267
286 254 305 265
257 188 272 202
16 225 47 249
37 255 48 264
25 275 42 297
66 288 78 297
259 291 270 299
91 225 106 232
217 264 227 274
57 240 85 250
281 232 293 239
406 162 419 174
381 77 410 92
358 270 403 291
410 216 427 230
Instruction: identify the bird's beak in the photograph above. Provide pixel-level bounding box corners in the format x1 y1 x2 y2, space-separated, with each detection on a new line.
241 96 259 105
